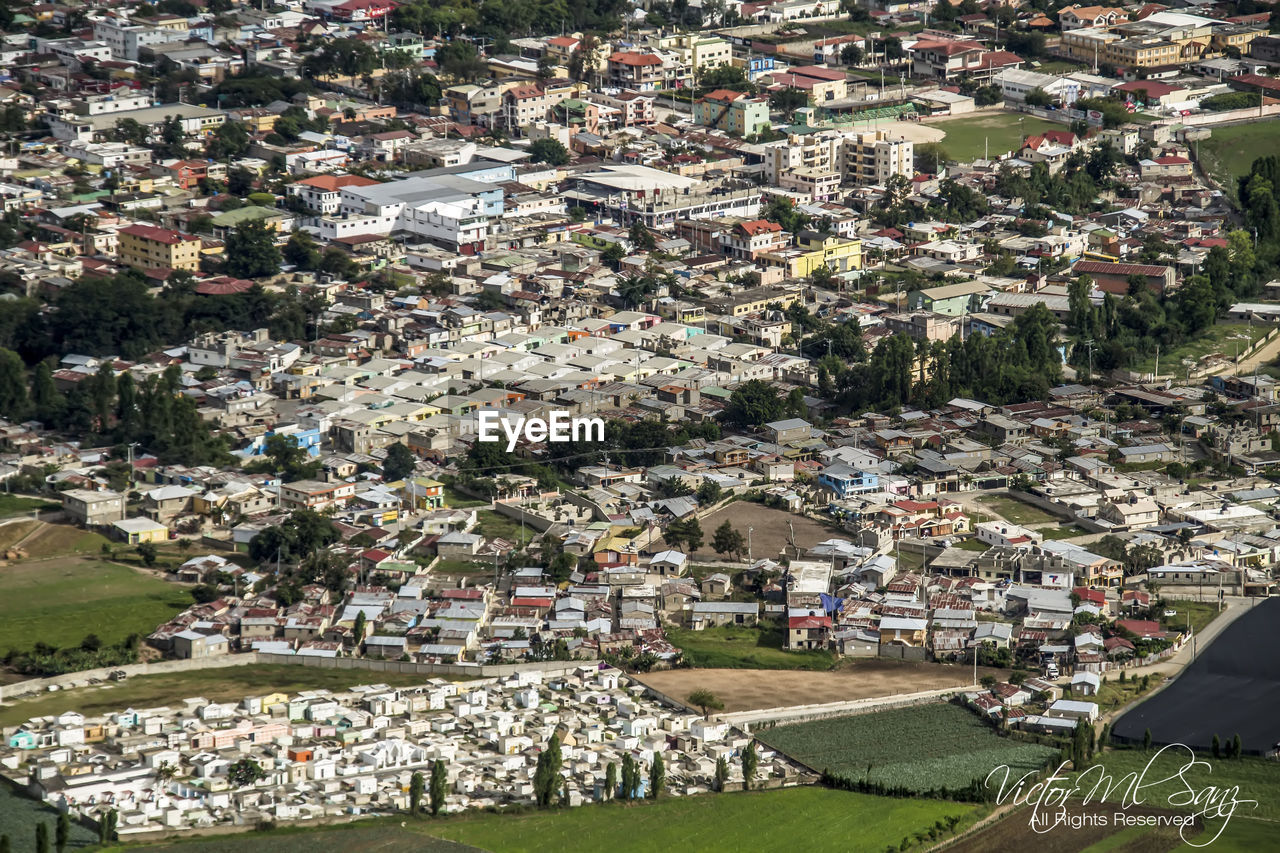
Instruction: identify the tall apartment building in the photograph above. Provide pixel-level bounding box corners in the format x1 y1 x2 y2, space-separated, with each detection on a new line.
694 90 771 136
841 130 914 186
117 223 202 272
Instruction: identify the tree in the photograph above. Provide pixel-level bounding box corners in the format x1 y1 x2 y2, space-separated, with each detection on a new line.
226 166 255 197
136 542 158 567
605 762 617 800
769 87 808 114
621 753 638 800
980 674 998 689
100 810 117 843
55 814 69 853
0 348 28 420
1 833 9 853
649 750 665 799
1143 728 1152 752
711 521 745 561
687 688 724 717
382 442 417 482
628 219 657 251
35 823 49 853
534 734 562 807
723 379 786 428
528 138 570 166
840 42 865 65
1231 733 1242 759
741 741 758 790
229 757 266 787
715 756 730 791
668 516 703 554
429 759 447 815
224 219 282 279
1212 733 1221 758
353 610 367 646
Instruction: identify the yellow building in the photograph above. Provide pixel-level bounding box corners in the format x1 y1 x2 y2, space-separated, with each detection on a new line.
112 517 169 544
760 233 862 278
117 223 202 272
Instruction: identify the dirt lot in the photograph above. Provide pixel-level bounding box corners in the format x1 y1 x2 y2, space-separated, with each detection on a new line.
666 503 835 562
949 805 1202 853
637 661 1006 712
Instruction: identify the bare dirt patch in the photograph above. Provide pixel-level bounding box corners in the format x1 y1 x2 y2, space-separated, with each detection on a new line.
637 661 1005 712
947 805 1202 853
670 503 835 562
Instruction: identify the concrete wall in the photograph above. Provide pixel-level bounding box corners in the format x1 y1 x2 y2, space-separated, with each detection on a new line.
0 652 596 702
490 500 556 532
726 691 965 729
877 644 928 662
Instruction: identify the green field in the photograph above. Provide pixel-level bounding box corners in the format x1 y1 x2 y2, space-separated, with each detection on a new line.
955 538 990 552
1073 749 1280 824
475 510 537 546
1194 119 1280 199
124 787 981 853
666 624 835 670
0 494 60 518
1158 599 1221 635
1129 321 1269 374
1 782 98 853
443 485 488 508
975 494 1058 527
0 664 459 727
931 113 1067 162
0 556 191 655
758 703 1059 794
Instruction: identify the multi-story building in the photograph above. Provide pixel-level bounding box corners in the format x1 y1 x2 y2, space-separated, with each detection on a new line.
117 223 202 272
841 130 914 187
61 489 126 527
693 90 771 136
761 133 840 185
607 51 665 91
910 39 1024 82
92 17 188 60
722 219 788 261
287 174 382 215
279 479 356 511
1058 5 1128 30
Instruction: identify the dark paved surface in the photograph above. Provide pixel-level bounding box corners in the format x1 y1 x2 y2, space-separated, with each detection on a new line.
1112 597 1280 754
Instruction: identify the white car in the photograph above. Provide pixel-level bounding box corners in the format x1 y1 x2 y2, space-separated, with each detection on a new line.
1163 609 1177 617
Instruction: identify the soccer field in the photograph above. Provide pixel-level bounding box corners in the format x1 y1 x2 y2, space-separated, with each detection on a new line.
928 113 1067 162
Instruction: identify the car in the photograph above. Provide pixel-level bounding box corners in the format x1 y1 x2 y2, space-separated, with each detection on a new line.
1164 609 1177 617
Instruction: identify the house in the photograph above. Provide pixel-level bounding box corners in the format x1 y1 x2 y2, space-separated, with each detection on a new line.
788 614 831 650
173 630 230 659
1096 498 1160 529
61 489 125 527
117 223 202 272
700 572 732 600
879 616 927 646
649 550 689 577
112 517 169 544
766 418 812 444
818 462 879 498
1071 671 1101 695
690 601 759 628
1046 699 1100 722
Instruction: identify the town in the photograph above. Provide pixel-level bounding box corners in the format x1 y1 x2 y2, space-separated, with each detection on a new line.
0 0 1279 847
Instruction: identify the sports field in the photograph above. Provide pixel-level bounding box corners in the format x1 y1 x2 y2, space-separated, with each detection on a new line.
1194 118 1280 198
926 113 1065 162
131 787 982 853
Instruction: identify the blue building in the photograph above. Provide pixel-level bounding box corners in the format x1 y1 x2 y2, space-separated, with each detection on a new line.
817 462 879 498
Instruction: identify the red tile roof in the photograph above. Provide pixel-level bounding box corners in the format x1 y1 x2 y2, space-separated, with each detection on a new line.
119 223 198 245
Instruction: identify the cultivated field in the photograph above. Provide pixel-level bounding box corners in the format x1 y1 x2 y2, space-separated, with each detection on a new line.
637 661 1007 712
0 665 461 728
0 555 190 654
757 703 1059 794
0 783 98 853
674 503 835 562
923 113 1065 162
948 804 1206 853
133 788 981 853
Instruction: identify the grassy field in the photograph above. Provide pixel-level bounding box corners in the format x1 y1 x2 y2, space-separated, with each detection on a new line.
1074 749 1280 823
1159 599 1221 635
665 624 835 671
930 113 1066 162
1 782 98 853
1037 525 1090 540
432 557 498 575
0 664 455 727
758 703 1059 793
0 494 60 518
475 510 537 547
0 556 191 654
1091 672 1162 716
16 523 111 559
0 519 40 550
443 485 488 508
955 538 990 552
975 494 1058 527
1194 119 1280 199
120 788 982 853
1129 321 1269 374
